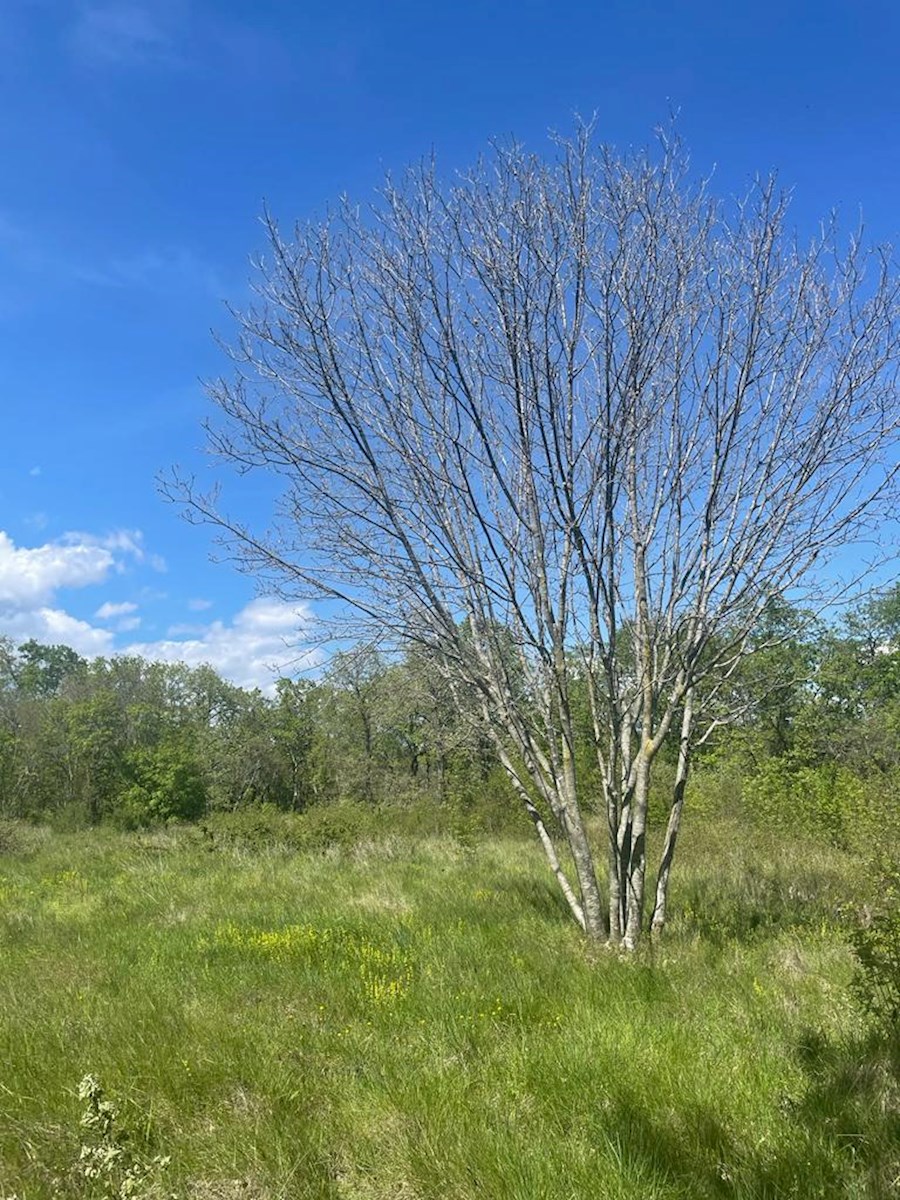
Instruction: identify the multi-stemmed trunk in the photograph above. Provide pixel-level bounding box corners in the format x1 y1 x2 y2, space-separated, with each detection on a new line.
604 748 652 949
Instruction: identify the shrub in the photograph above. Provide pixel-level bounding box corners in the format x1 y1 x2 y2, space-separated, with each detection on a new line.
0 818 22 855
201 801 375 853
742 758 866 847
848 860 900 1036
295 801 374 850
199 804 305 851
0 818 47 857
441 766 526 838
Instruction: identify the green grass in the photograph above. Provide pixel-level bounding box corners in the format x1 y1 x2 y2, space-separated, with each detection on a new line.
0 816 897 1199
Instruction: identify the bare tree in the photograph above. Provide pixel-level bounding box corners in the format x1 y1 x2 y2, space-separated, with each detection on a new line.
174 126 900 947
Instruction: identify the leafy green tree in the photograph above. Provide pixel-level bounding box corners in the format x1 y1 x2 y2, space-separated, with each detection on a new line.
272 678 323 809
798 585 900 776
200 684 292 810
63 691 129 822
14 640 86 697
119 737 207 826
323 648 388 803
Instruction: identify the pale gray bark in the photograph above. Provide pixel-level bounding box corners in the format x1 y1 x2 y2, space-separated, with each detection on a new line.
496 745 586 931
651 687 695 935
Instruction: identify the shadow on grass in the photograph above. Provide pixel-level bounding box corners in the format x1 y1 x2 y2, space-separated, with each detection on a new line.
503 874 575 924
594 1027 899 1199
788 1026 900 1198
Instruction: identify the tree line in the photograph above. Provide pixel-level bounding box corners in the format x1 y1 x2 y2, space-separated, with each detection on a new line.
3 587 900 849
0 637 500 827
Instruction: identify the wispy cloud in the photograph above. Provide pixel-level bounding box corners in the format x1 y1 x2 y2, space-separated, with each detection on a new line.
0 207 226 315
69 3 181 68
65 1 296 81
60 530 167 573
166 621 206 636
0 210 56 278
95 599 138 619
75 246 226 300
10 0 303 89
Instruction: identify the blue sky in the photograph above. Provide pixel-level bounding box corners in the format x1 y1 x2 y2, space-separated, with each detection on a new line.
1 0 898 688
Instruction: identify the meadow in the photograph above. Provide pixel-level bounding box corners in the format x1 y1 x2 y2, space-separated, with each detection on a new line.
0 812 897 1199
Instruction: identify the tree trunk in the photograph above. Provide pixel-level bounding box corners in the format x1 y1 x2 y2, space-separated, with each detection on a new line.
651 689 694 935
564 801 607 940
623 753 650 950
607 785 624 944
560 731 607 940
497 750 584 930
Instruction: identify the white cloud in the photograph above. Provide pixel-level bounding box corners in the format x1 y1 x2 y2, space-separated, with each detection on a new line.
0 530 116 606
65 528 147 558
125 598 320 692
28 465 40 477
0 529 318 692
2 607 114 657
63 529 166 572
187 597 212 611
0 528 152 611
0 528 153 656
95 600 138 619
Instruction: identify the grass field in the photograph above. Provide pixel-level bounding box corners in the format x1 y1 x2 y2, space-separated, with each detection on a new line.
0 814 897 1199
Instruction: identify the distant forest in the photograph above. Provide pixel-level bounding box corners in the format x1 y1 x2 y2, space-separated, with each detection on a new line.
3 586 900 848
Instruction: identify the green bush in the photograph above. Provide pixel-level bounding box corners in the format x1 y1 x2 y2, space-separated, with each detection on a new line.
200 801 375 853
296 800 375 850
440 767 525 841
645 758 742 830
199 804 305 850
742 758 866 847
686 762 745 819
0 818 25 856
848 860 900 1036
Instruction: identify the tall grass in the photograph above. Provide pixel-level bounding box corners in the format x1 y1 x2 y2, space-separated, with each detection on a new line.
0 814 896 1198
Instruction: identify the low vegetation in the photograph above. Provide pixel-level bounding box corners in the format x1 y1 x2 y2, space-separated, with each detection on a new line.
1 808 898 1199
